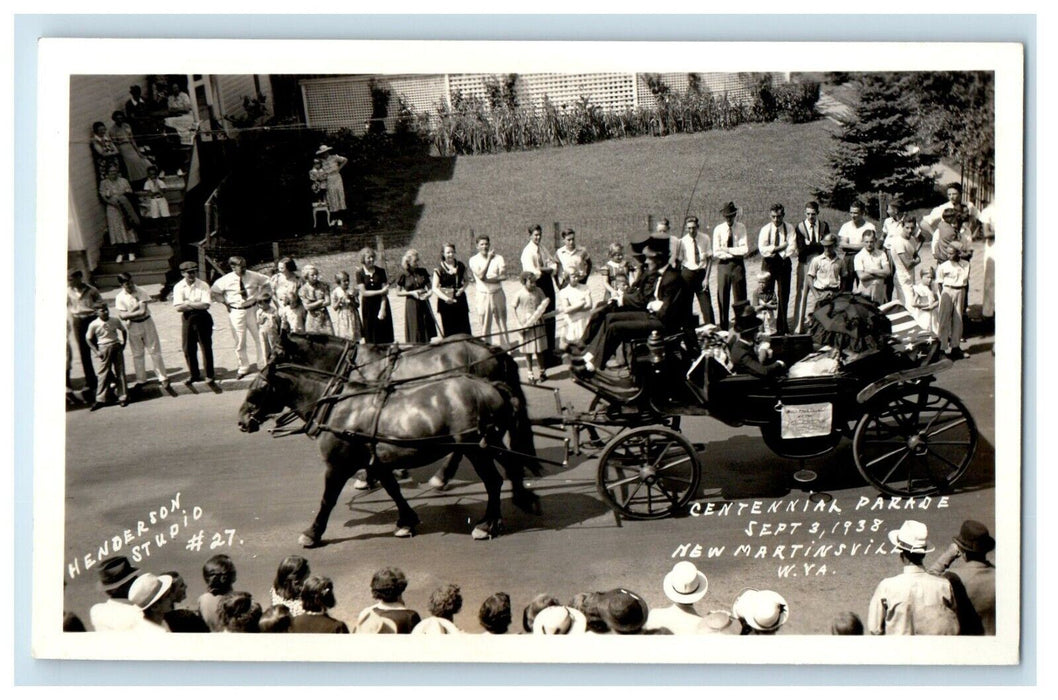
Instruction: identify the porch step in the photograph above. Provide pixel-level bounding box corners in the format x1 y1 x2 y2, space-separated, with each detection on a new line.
95 254 173 275
93 270 168 289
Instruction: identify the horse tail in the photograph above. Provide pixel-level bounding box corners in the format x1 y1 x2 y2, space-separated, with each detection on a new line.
490 369 541 477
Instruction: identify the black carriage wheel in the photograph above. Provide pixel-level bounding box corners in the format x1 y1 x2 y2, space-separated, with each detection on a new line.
853 386 977 497
596 426 702 520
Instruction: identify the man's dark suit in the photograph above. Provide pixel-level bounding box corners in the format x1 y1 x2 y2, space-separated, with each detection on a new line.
729 337 786 379
582 266 691 368
793 219 831 332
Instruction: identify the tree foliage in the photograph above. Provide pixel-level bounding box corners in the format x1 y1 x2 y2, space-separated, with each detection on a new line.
817 75 939 212
901 71 994 175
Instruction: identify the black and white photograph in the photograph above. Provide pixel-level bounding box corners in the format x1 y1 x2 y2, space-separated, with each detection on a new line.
33 39 1023 665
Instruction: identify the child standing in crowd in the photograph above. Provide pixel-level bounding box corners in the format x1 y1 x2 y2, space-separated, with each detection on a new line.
754 273 778 337
85 301 128 410
299 264 333 335
935 241 971 358
331 271 361 342
513 271 551 383
141 165 170 219
603 242 630 302
198 554 237 632
910 267 940 335
558 263 594 351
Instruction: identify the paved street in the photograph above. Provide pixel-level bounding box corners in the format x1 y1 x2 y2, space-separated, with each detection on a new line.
63 319 995 635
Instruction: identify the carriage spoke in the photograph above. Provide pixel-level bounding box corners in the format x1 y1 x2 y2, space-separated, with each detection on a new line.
657 474 694 486
926 418 969 439
878 449 912 486
864 444 912 470
620 480 645 509
604 473 645 491
926 447 964 474
654 456 693 473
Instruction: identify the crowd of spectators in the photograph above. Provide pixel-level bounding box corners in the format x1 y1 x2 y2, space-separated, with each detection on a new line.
66 518 994 637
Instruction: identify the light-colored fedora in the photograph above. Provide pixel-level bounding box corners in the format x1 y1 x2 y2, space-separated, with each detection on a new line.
662 561 709 605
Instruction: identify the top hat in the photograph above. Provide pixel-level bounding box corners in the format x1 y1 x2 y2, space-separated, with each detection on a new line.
600 588 648 634
128 573 174 611
732 588 789 633
734 310 763 334
178 261 199 272
662 561 709 605
315 144 333 156
720 201 739 218
953 520 995 554
888 520 935 553
96 556 140 592
532 606 588 635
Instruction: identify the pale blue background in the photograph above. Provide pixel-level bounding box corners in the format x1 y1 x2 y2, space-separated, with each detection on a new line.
14 13 1036 686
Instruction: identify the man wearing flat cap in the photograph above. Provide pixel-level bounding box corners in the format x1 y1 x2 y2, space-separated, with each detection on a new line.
577 234 690 374
89 556 144 631
928 520 996 635
867 520 959 635
172 261 216 385
712 202 749 331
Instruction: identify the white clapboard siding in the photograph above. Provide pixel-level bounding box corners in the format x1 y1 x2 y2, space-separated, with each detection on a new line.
69 75 148 269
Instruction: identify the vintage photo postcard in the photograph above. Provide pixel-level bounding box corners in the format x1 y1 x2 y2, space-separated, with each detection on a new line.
32 38 1023 664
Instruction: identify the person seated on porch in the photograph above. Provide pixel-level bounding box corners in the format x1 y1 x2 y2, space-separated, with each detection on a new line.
575 234 690 375
729 307 787 379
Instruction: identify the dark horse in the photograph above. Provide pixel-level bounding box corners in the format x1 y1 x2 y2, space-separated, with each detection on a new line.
272 332 540 485
237 349 541 547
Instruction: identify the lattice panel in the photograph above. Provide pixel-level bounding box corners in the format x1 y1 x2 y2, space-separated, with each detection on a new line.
302 77 374 131
636 72 759 109
448 73 636 112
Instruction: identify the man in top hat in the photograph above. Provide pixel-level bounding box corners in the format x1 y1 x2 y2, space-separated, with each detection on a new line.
210 256 272 379
128 572 176 633
172 261 216 385
645 561 709 634
729 307 787 379
928 520 996 635
577 234 689 374
793 201 832 332
89 556 144 631
712 202 749 330
674 216 715 326
732 588 789 635
867 520 959 635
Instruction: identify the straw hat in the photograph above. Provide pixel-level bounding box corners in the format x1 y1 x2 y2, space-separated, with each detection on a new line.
127 573 173 611
888 520 935 554
662 562 709 605
732 588 789 633
532 606 588 635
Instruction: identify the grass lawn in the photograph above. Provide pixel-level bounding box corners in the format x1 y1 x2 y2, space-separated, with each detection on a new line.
409 119 846 263
277 117 986 344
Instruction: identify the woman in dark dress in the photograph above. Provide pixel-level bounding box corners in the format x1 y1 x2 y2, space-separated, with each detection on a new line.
354 567 421 634
355 246 394 344
396 249 437 343
431 243 472 337
290 575 349 634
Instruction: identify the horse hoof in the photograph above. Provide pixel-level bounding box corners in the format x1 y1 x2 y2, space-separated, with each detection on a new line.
353 479 371 490
298 534 321 548
428 475 448 490
512 491 542 515
394 526 415 538
472 520 501 540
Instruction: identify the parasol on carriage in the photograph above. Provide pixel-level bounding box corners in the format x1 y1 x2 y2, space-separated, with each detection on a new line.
806 293 892 353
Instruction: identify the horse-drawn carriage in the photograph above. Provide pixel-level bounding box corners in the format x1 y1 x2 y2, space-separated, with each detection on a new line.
238 296 977 544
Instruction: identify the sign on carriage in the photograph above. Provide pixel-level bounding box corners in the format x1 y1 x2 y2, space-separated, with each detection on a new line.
780 403 834 440
31 37 1024 673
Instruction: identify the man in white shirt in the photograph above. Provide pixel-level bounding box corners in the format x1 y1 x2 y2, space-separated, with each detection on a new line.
644 562 709 635
712 201 749 330
89 556 145 632
853 230 891 305
674 216 715 326
837 200 876 292
210 256 272 378
936 241 971 358
115 272 169 391
468 235 510 347
757 203 793 334
555 228 589 289
172 261 216 385
520 224 559 362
